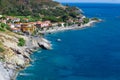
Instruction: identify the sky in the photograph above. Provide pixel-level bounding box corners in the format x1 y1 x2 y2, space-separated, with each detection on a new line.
54 0 120 3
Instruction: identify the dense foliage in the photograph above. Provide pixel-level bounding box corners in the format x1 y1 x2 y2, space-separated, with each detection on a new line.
0 47 4 52
17 38 26 47
0 23 10 32
83 18 90 24
0 0 81 22
91 17 99 21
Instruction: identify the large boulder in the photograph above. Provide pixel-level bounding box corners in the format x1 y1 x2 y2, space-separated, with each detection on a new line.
38 38 52 50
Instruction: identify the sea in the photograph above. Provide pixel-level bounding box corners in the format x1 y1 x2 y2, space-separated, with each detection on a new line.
17 3 120 80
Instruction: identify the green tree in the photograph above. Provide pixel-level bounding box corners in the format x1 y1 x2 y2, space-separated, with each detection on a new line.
0 47 4 52
62 15 69 22
17 38 26 47
83 18 89 24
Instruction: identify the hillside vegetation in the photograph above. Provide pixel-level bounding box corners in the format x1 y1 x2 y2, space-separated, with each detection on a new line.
0 0 81 22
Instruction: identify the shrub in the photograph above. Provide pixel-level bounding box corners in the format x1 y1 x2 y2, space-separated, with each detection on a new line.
91 17 99 21
69 12 77 18
1 23 6 28
0 23 10 31
5 24 11 30
17 38 26 47
0 47 4 52
83 18 89 24
43 16 59 22
61 15 69 22
0 28 5 32
64 23 67 27
68 22 73 26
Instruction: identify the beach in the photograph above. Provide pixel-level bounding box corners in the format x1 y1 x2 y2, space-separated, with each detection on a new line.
38 20 100 34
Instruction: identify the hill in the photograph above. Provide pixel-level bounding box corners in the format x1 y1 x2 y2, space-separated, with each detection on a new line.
0 0 81 22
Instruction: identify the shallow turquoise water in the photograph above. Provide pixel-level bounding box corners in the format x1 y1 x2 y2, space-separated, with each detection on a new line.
17 3 120 80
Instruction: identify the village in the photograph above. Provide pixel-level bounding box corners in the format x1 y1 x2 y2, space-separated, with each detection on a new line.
0 15 53 34
0 15 91 35
0 14 100 35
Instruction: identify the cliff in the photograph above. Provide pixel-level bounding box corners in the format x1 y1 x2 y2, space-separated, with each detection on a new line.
0 31 51 80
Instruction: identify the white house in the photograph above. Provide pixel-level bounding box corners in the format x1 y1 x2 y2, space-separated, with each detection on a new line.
36 21 51 28
10 24 15 28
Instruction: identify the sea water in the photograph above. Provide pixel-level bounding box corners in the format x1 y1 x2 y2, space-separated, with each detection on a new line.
17 3 120 80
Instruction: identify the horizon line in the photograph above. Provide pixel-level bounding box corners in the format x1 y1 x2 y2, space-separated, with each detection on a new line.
59 2 120 4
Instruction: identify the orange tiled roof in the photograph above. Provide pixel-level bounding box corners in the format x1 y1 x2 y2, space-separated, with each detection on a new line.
36 21 42 24
11 28 20 30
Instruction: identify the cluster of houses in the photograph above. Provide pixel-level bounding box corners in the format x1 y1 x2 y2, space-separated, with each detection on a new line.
0 15 52 34
0 15 86 34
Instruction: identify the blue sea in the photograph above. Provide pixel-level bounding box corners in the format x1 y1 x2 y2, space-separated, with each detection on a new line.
17 3 120 80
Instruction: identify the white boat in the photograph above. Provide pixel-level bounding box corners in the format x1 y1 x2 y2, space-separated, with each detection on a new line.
57 39 61 42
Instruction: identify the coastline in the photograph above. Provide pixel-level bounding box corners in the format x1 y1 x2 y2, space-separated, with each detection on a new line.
0 32 52 80
38 20 101 34
0 19 101 80
15 20 101 80
0 1 102 80
14 3 120 80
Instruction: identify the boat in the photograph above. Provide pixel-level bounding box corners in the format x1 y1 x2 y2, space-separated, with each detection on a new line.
57 39 61 42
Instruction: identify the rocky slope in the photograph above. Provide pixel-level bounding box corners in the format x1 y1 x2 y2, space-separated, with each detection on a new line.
0 31 51 80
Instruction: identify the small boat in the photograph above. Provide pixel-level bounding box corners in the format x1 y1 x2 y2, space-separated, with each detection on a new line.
57 39 61 42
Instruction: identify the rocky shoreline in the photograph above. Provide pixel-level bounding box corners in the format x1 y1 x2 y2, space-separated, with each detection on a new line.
38 20 101 34
0 32 51 80
0 19 101 80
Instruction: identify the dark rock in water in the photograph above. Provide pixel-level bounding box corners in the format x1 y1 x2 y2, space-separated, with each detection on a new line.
48 32 52 34
37 38 51 50
38 43 48 50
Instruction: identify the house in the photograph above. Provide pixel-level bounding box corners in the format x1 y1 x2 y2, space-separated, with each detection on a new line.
36 21 51 28
79 19 83 23
8 22 22 29
29 22 36 25
6 16 20 23
8 23 21 32
6 16 14 21
21 23 36 33
13 18 20 23
14 23 22 28
9 24 15 29
11 28 21 33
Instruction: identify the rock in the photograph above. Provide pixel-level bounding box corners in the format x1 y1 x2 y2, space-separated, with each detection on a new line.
41 38 50 43
0 62 11 80
0 32 52 80
38 42 51 50
15 55 25 67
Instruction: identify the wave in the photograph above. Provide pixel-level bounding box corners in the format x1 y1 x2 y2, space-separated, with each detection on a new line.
19 73 33 76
